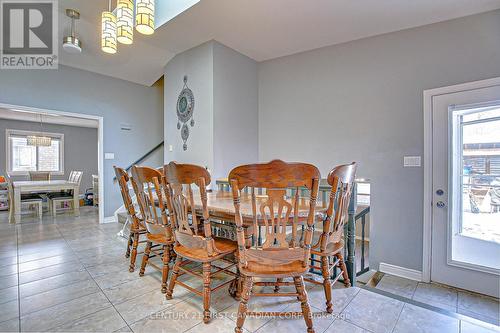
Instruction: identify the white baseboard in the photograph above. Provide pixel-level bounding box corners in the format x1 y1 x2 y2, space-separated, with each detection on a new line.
379 262 422 281
103 216 117 224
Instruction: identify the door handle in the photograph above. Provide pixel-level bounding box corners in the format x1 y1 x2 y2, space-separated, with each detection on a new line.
436 201 446 208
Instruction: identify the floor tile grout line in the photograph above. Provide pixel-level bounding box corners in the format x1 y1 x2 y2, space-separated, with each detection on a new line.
16 265 87 288
54 222 135 332
338 287 377 333
389 301 406 333
16 223 21 333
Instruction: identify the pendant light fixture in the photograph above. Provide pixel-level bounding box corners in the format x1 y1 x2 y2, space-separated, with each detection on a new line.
62 9 82 54
135 0 155 35
27 114 52 147
116 0 134 44
101 0 155 54
101 0 117 54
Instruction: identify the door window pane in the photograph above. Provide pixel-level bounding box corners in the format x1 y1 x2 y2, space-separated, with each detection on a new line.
461 109 500 244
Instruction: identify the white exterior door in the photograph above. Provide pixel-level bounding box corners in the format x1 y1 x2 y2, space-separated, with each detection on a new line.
430 81 500 297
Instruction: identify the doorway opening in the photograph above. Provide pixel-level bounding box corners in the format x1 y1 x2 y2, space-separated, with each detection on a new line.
0 103 104 224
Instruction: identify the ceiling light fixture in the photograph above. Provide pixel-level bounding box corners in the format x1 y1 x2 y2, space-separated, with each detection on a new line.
135 0 155 35
101 0 155 54
63 9 82 54
27 114 52 147
101 0 117 54
117 0 134 44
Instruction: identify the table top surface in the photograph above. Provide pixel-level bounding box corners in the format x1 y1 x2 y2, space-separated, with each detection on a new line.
196 191 322 219
13 180 78 187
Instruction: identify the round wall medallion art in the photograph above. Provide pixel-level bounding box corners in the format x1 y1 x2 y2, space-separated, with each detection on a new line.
176 75 195 151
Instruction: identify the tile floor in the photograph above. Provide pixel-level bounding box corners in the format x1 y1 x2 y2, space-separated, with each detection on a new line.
0 208 498 333
374 274 500 327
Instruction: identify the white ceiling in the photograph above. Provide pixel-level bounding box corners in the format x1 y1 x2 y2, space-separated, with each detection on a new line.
58 0 500 86
0 108 99 128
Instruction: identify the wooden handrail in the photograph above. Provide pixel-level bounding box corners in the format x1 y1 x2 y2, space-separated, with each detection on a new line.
112 141 164 182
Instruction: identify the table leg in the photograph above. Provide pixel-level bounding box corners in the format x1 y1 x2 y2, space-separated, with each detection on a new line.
73 187 80 216
13 188 21 224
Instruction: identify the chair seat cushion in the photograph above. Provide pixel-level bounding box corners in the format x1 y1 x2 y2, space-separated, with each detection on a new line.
174 237 237 262
21 193 42 201
47 192 73 199
241 259 308 278
21 194 43 202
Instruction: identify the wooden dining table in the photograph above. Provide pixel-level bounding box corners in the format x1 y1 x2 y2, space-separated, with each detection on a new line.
164 189 361 286
10 180 80 223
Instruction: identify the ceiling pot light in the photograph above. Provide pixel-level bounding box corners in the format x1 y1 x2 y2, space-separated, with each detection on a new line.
135 0 155 35
116 0 134 44
101 0 117 54
63 9 82 54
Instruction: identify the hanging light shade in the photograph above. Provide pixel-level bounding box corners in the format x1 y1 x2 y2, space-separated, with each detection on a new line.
27 114 52 147
116 0 133 44
27 135 52 147
135 0 155 35
101 11 117 54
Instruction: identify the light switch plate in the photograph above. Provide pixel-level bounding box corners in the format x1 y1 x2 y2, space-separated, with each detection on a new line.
105 153 115 160
404 156 421 167
169 145 173 152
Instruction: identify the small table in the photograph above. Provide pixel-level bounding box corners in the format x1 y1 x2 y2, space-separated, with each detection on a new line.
11 180 80 223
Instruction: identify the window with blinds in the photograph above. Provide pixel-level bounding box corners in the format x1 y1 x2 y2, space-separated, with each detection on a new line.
6 129 64 175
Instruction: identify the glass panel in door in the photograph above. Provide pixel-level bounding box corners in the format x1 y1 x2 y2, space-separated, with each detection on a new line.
450 103 500 272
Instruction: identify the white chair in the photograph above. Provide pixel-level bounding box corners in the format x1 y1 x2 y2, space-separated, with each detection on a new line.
28 171 51 181
6 177 43 221
48 171 83 216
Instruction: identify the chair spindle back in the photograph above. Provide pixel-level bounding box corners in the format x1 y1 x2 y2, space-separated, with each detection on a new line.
131 166 171 238
320 162 357 249
163 162 217 255
229 160 320 269
113 166 142 230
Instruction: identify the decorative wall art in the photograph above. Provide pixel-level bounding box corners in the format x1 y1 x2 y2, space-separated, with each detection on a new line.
176 75 195 151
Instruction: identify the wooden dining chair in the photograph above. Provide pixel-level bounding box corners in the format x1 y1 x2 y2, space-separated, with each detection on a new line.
305 162 357 314
114 166 147 272
229 159 320 333
163 162 239 324
131 165 174 293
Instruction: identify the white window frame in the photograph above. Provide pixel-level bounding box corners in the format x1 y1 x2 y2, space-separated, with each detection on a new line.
6 129 65 176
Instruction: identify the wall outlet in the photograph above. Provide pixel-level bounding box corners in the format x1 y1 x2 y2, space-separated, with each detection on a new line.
404 156 421 167
105 153 115 160
168 145 173 152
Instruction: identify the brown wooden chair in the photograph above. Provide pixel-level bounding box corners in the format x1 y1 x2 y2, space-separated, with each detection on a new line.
229 160 320 333
305 162 357 313
131 166 174 293
163 162 238 324
114 166 147 272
